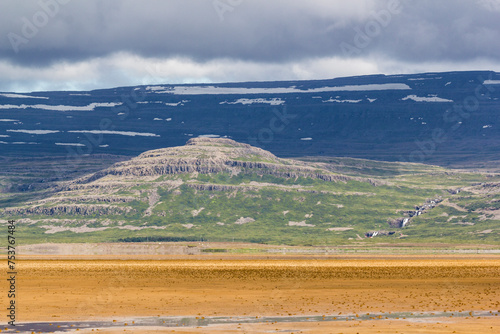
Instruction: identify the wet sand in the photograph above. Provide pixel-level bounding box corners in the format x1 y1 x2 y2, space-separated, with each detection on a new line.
77 316 500 334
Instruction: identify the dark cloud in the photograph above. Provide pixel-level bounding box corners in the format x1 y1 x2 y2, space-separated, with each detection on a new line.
1 0 497 64
373 0 500 62
0 0 499 91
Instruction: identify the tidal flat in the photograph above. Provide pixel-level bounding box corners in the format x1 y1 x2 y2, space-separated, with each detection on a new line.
2 254 499 333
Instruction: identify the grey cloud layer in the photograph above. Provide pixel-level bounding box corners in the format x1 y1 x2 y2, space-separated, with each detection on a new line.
1 0 499 66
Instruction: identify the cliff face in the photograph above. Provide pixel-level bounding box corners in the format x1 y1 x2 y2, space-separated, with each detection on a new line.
74 137 351 184
3 205 133 216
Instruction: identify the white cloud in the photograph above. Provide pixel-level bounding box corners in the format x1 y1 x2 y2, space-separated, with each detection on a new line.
0 53 407 92
0 58 103 92
0 52 499 93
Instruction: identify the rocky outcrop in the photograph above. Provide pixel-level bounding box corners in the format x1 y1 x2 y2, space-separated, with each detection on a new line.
71 138 356 185
413 198 443 215
2 205 133 216
234 217 255 225
288 221 315 227
387 217 410 228
478 182 500 194
227 160 352 182
76 158 353 184
387 197 443 229
32 196 136 205
187 184 253 192
365 230 396 238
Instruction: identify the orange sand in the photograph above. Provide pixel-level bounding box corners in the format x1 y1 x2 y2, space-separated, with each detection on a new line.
1 255 498 333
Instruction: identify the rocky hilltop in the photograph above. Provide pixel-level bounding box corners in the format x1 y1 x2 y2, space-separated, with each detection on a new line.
74 138 352 185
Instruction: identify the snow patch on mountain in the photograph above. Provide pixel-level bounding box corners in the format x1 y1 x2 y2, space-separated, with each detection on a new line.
68 130 160 137
0 93 48 99
322 98 362 103
7 129 60 135
55 143 86 147
0 103 122 111
402 95 453 103
484 80 500 85
147 83 411 95
220 98 285 105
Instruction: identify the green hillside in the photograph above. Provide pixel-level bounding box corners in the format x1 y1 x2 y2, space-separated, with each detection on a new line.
1 138 499 245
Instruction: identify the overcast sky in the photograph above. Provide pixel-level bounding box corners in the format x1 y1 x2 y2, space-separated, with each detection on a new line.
1 0 500 92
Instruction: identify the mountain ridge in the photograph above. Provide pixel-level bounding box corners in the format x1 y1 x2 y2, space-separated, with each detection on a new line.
1 70 499 166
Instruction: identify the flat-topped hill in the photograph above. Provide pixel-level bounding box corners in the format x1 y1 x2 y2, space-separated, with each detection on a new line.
1 138 499 245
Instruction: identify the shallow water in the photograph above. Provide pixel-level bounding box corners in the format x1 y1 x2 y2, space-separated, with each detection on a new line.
10 310 499 333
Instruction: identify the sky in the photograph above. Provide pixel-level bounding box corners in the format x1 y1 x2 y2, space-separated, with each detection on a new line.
1 0 500 92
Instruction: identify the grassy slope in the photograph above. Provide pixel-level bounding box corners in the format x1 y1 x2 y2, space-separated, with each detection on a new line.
1 155 499 246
